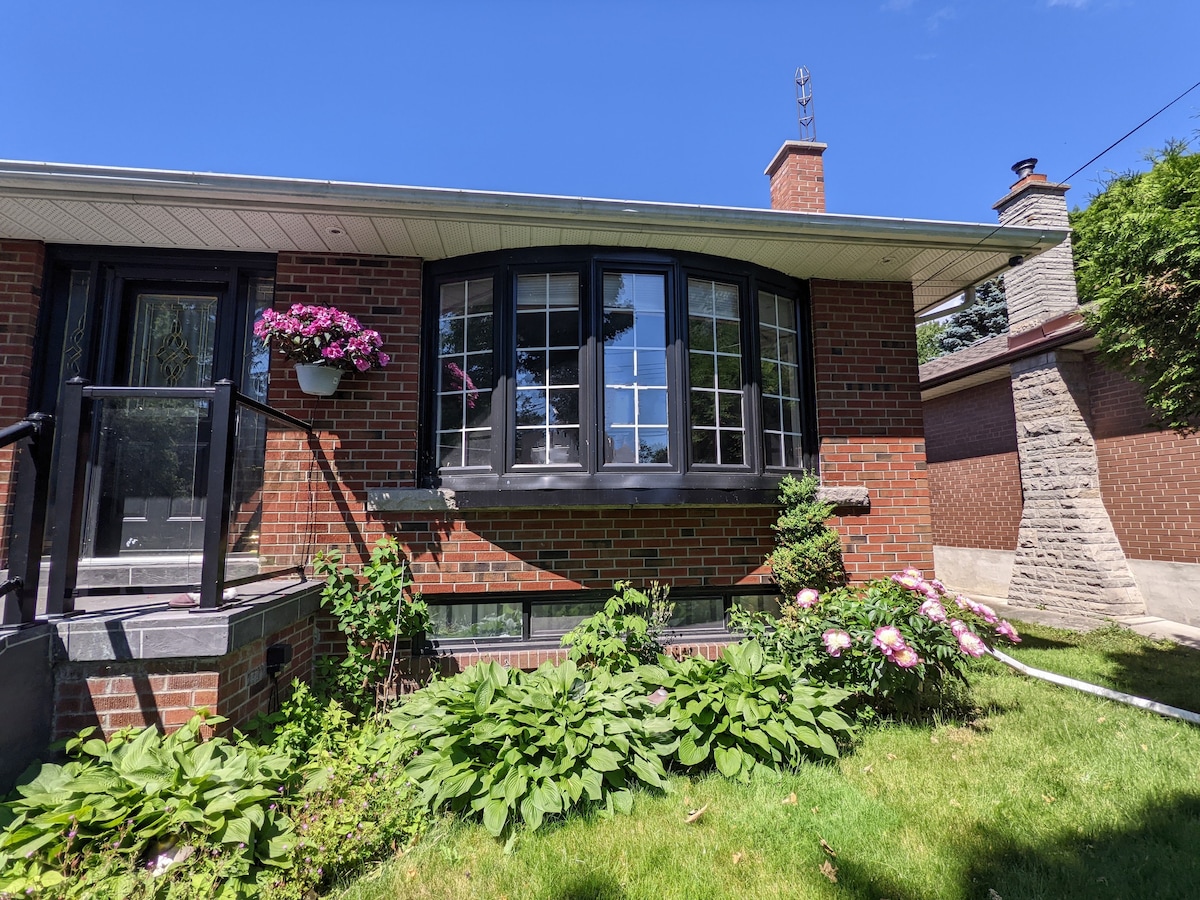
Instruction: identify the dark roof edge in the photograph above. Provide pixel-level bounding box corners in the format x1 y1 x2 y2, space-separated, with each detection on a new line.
920 311 1091 391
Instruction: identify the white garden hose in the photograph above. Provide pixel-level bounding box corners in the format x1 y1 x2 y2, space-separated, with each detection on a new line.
988 646 1200 726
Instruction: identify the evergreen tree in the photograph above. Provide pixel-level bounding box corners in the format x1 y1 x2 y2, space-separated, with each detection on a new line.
937 277 1008 354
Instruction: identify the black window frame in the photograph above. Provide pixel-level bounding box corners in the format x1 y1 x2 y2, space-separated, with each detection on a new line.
420 247 816 506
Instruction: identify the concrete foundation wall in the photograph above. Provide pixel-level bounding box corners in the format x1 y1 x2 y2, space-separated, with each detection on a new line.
0 625 53 792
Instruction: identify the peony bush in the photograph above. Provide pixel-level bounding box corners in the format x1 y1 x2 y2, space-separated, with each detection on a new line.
733 568 1020 714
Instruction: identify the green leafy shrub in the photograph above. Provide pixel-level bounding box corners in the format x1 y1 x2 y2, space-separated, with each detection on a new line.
647 640 853 782
766 473 847 596
0 715 294 899
733 568 1021 714
561 580 673 671
388 659 677 836
314 536 430 712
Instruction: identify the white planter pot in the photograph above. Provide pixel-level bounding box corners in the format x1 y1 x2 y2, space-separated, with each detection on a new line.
294 363 345 396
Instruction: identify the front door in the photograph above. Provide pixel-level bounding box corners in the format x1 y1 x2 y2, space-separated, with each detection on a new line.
84 283 223 556
35 250 276 576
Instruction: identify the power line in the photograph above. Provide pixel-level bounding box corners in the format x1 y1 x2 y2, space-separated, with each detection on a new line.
915 77 1200 294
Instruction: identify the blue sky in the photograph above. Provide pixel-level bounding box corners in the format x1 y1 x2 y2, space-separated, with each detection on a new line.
3 1 1197 223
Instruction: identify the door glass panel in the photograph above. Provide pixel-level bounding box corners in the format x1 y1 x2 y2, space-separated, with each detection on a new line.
87 290 219 557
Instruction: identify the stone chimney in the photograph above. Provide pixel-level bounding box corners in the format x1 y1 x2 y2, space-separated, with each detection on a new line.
765 141 827 212
998 157 1145 621
993 158 1078 333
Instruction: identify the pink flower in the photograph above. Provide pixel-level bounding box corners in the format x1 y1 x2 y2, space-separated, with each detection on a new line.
957 630 987 657
975 603 999 624
949 618 968 637
891 573 921 590
796 588 820 609
953 594 970 609
822 629 852 657
918 598 947 622
872 625 906 656
995 620 1021 643
902 567 923 580
891 646 922 668
377 352 390 367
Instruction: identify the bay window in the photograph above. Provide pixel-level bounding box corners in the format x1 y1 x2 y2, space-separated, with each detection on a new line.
422 249 814 502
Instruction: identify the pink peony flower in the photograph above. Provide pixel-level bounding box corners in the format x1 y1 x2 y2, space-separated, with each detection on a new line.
796 588 820 609
949 618 968 637
995 620 1021 643
975 603 999 624
957 630 987 657
902 567 923 580
953 594 970 609
930 579 946 593
891 646 922 668
891 573 921 590
872 625 906 656
822 629 852 657
918 599 947 622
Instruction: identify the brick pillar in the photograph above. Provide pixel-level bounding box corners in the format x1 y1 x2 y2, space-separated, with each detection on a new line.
765 141 827 213
0 240 45 567
1008 351 1143 616
993 160 1078 333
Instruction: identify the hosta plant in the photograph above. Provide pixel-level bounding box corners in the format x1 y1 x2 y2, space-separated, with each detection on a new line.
645 640 854 782
733 568 1021 713
0 715 294 899
388 658 677 836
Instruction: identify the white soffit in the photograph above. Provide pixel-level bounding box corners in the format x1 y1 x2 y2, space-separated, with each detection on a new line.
0 160 1066 313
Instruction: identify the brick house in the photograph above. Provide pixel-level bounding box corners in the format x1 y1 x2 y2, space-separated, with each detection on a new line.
922 161 1200 627
0 143 1062 786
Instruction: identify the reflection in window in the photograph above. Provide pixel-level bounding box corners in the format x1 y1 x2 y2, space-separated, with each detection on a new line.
438 279 494 468
688 278 744 465
603 273 668 464
515 274 581 465
430 602 522 639
759 290 805 468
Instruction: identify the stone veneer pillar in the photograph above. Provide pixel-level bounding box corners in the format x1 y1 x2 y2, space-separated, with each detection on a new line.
998 161 1144 617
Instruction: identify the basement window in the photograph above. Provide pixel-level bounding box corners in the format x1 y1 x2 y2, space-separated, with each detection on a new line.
422 248 815 503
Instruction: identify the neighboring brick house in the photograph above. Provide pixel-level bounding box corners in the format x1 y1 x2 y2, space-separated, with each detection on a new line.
922 161 1200 627
0 143 1062 784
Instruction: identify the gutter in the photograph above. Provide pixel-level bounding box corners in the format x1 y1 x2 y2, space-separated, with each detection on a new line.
0 159 1066 254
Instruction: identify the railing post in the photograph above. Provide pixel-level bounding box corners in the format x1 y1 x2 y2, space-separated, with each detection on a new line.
198 380 238 610
44 378 91 618
2 414 54 625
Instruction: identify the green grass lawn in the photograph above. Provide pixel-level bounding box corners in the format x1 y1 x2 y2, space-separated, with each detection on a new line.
338 622 1200 900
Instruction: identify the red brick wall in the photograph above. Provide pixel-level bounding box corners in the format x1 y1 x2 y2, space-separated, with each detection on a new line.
923 380 1022 550
52 617 316 740
388 506 773 594
924 379 1018 462
810 280 934 579
927 454 1022 550
258 253 423 568
1089 355 1200 563
0 240 44 565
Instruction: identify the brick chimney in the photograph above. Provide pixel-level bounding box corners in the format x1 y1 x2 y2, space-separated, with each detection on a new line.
765 140 827 212
993 158 1078 333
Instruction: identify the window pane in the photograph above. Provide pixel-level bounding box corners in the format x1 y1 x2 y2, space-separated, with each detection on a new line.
688 278 744 466
514 274 581 467
430 602 522 639
531 600 604 637
669 597 726 629
759 290 804 470
603 273 669 465
437 278 493 469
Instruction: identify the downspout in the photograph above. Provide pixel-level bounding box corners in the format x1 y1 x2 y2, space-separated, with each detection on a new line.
988 647 1200 726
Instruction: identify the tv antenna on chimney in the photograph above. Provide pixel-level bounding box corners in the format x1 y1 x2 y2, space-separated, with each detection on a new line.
795 66 816 141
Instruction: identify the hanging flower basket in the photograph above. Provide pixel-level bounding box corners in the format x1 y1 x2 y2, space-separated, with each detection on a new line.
254 304 389 396
294 362 345 396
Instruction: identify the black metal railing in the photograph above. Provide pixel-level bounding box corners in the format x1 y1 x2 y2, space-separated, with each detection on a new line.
43 378 313 615
0 414 54 626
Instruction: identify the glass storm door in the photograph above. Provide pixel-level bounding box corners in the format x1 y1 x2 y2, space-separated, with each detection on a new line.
84 285 220 556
